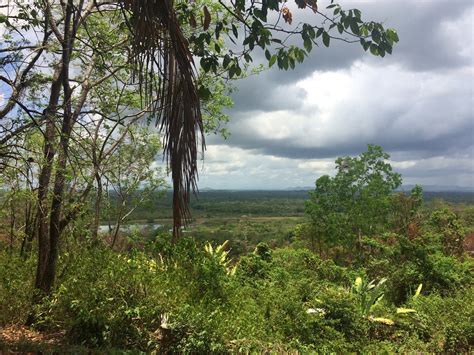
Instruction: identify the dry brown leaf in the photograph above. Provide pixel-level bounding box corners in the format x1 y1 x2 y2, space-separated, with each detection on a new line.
282 7 293 25
203 5 211 30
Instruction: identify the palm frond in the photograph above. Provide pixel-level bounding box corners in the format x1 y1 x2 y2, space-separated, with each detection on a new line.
122 0 205 239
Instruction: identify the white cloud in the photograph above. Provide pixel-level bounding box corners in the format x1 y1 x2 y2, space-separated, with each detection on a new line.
201 51 473 188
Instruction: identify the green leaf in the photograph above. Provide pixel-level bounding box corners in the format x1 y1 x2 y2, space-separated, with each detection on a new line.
354 277 362 291
372 317 395 326
282 56 289 70
396 308 417 314
265 49 271 60
322 31 330 47
337 23 344 34
369 43 379 56
413 283 423 299
232 24 238 38
350 19 360 35
197 86 212 100
362 40 371 51
289 57 295 69
269 55 277 67
372 29 381 44
387 28 399 43
200 58 211 73
235 65 242 76
378 46 385 57
222 54 231 69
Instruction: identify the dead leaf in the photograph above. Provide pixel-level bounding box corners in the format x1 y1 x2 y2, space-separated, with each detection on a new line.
203 6 211 31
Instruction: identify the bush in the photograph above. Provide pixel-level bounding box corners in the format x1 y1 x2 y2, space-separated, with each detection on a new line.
364 235 473 303
1 231 472 353
405 287 474 352
34 247 163 348
0 252 35 325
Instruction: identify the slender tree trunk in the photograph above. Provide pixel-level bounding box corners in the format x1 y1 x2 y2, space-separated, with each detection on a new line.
111 202 125 249
9 199 16 254
20 195 35 258
20 214 37 259
32 63 62 299
45 115 73 292
20 166 35 258
34 0 78 295
91 173 102 243
35 116 58 293
27 109 58 325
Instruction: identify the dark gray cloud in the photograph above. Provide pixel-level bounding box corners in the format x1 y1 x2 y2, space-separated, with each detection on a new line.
200 0 474 189
231 0 473 113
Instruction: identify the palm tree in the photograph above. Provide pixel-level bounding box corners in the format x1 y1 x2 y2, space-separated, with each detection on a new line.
123 0 205 240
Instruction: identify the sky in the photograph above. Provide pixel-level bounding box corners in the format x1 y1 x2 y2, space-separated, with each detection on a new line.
197 0 474 190
1 1 472 191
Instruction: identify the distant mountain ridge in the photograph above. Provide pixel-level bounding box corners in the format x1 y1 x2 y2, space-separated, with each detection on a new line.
198 185 474 192
282 185 474 192
398 185 474 193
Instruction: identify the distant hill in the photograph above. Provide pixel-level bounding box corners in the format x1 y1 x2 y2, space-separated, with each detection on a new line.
284 185 474 193
399 185 474 192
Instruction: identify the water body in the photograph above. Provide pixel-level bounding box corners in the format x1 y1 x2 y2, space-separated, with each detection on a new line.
98 223 163 234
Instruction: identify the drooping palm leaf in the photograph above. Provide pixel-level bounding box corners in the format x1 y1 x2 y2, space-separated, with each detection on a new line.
122 0 204 239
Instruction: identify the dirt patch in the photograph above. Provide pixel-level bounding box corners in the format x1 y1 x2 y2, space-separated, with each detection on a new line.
464 232 474 257
0 325 66 353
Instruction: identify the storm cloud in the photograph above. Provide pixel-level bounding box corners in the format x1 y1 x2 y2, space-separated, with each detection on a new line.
199 0 474 190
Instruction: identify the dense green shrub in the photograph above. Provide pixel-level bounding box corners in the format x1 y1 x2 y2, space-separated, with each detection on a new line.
363 235 473 303
34 248 163 348
0 232 472 353
404 287 474 352
0 252 35 325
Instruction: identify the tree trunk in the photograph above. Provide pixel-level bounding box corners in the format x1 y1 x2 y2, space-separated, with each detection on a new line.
20 166 35 258
91 173 102 243
111 202 125 249
32 65 62 297
34 120 57 293
45 114 73 293
9 199 16 254
34 0 76 295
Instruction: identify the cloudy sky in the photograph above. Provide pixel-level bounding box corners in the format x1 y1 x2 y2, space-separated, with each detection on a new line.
196 0 473 190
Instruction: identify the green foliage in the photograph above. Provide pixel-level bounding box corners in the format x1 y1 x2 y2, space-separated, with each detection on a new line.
33 248 162 348
352 276 387 318
0 253 35 325
430 208 465 256
306 145 402 255
0 237 472 352
405 288 474 352
364 235 473 304
180 0 398 80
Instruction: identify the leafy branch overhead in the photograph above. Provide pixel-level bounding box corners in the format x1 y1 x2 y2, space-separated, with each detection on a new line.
177 0 399 79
